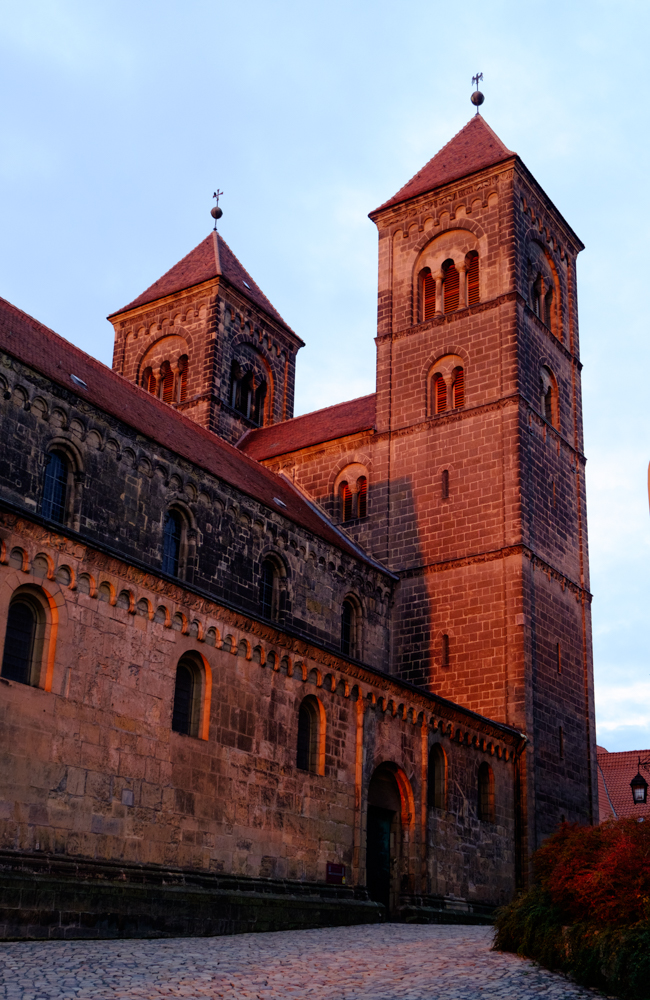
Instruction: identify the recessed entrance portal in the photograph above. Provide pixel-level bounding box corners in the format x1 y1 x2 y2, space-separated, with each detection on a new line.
366 765 403 913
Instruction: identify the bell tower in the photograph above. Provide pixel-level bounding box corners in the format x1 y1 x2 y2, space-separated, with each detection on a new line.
108 225 304 445
369 109 597 857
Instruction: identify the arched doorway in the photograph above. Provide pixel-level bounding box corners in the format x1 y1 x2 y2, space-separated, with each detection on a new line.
366 765 403 913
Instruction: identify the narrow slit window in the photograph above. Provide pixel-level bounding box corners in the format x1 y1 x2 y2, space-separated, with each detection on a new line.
452 367 465 408
441 633 450 668
443 261 459 313
544 385 553 423
297 702 312 771
441 469 449 500
357 476 367 518
41 452 68 524
467 252 479 306
422 269 436 321
557 642 562 674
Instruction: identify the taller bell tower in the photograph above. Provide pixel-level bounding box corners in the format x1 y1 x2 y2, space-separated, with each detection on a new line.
369 112 597 855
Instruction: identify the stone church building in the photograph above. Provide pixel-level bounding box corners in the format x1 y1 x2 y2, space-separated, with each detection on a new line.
0 114 597 938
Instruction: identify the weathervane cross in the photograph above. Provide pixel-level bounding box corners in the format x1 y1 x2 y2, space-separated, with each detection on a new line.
472 72 483 90
470 74 485 114
211 190 224 231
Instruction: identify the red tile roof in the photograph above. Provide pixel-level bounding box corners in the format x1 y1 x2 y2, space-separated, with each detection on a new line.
370 116 515 216
0 296 385 572
597 747 650 822
238 394 377 461
108 233 298 337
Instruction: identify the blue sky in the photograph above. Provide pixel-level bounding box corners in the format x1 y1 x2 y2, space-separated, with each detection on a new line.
1 0 648 751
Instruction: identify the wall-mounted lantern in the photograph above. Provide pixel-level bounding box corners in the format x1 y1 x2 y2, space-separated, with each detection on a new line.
631 761 649 805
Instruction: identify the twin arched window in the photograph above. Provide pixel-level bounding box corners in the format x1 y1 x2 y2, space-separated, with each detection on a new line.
231 363 267 425
339 475 368 522
432 367 465 415
420 251 479 322
142 355 189 404
1 593 45 686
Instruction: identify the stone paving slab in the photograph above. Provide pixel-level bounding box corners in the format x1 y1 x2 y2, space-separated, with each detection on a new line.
0 924 611 1000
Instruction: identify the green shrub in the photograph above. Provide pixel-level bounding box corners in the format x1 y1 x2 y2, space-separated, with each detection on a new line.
494 819 650 999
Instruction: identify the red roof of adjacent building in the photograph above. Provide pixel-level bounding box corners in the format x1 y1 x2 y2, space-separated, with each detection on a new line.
238 394 377 461
0 296 385 572
108 233 298 337
371 116 515 216
597 746 650 822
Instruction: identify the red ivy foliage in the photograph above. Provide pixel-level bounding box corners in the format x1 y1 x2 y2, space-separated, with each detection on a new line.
534 819 650 927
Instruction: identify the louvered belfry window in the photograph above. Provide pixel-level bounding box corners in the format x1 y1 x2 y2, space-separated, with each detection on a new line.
422 270 436 321
434 374 447 414
467 252 479 305
443 261 459 313
178 356 188 402
357 476 368 518
452 367 465 409
160 361 175 403
142 367 156 395
340 481 353 521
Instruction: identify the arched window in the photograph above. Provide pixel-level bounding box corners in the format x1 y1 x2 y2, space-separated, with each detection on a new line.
357 476 368 518
442 260 459 313
296 696 324 774
340 481 352 522
452 367 465 409
160 361 175 404
421 268 436 321
177 355 188 402
428 743 447 810
142 367 156 395
171 655 200 736
252 381 267 426
441 469 449 500
466 251 479 306
260 558 280 620
1 594 45 686
341 597 360 657
477 762 495 822
41 451 68 524
162 510 182 576
531 276 542 318
433 374 447 414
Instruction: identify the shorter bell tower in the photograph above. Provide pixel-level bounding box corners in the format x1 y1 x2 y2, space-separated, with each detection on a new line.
108 222 304 445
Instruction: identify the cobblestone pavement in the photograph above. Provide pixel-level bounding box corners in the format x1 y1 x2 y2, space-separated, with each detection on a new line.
0 923 611 1000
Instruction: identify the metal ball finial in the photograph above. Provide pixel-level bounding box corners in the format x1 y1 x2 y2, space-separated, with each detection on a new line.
471 72 484 114
212 190 223 231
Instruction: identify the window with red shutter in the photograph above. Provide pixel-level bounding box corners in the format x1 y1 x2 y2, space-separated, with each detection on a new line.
178 355 188 402
434 374 447 414
340 482 352 522
422 270 436 321
443 261 459 313
357 476 367 518
142 367 156 395
160 361 175 403
452 367 465 408
467 252 479 305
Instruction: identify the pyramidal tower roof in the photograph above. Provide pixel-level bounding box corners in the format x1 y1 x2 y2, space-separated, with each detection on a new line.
109 232 293 332
371 115 515 215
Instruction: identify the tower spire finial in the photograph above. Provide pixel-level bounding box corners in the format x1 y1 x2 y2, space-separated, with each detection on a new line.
211 190 223 231
471 73 484 114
